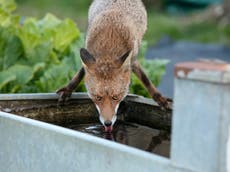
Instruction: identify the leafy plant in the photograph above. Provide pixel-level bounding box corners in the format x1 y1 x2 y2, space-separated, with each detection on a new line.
0 0 168 97
0 0 81 93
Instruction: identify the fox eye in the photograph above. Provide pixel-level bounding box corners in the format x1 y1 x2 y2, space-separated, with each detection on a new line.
95 95 102 102
112 95 119 101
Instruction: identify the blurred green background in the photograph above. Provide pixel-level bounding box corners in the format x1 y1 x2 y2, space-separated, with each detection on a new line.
15 0 230 45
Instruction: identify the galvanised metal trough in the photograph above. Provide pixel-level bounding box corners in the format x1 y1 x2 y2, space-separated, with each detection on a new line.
0 93 172 172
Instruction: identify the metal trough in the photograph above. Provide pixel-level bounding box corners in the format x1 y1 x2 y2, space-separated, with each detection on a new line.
0 60 229 172
0 93 174 172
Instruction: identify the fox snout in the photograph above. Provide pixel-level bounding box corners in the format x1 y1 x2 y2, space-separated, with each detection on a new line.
95 100 119 132
96 104 119 132
101 118 116 132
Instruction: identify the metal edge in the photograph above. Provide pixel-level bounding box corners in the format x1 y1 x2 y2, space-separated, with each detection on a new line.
0 93 159 106
0 93 88 100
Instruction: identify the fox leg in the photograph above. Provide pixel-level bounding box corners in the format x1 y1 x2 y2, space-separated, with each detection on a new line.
131 61 171 109
56 67 85 102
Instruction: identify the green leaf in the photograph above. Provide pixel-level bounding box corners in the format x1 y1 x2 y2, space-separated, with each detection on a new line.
0 65 34 91
3 35 23 69
36 56 76 92
52 18 80 51
17 25 40 52
0 75 16 91
33 62 46 73
0 0 16 13
26 42 53 65
37 13 61 29
0 0 19 27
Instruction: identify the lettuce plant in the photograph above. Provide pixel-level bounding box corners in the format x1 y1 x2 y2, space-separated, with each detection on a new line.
0 0 168 97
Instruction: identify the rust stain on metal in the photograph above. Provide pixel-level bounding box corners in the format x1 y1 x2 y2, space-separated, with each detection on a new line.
175 61 230 78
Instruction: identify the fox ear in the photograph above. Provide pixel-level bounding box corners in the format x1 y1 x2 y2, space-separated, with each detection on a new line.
115 50 132 68
80 48 96 68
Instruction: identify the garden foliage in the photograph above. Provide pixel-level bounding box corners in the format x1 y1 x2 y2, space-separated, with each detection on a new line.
0 0 168 97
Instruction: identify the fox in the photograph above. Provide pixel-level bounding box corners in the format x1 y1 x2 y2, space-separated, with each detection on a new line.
57 0 170 132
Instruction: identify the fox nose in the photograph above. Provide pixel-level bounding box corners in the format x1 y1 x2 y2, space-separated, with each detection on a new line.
104 120 112 127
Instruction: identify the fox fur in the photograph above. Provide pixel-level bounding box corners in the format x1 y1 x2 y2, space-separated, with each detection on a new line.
57 0 170 132
87 0 147 60
82 0 147 129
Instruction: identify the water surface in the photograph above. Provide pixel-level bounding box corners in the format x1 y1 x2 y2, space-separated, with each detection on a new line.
67 121 170 157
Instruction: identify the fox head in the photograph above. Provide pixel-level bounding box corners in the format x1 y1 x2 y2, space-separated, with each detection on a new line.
80 48 132 132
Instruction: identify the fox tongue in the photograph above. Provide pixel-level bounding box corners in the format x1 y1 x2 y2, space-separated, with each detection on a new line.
104 126 113 132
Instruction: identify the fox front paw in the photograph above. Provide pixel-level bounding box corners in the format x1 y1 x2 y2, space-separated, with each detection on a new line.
153 93 172 110
56 87 72 103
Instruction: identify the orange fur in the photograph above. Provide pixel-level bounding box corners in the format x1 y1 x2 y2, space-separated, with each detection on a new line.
83 0 147 126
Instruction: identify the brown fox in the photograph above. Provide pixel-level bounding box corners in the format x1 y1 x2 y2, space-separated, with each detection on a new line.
57 0 170 132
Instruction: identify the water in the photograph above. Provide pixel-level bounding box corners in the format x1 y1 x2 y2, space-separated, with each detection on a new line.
67 121 170 157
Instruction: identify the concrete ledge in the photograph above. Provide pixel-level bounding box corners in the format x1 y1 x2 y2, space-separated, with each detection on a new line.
175 61 230 84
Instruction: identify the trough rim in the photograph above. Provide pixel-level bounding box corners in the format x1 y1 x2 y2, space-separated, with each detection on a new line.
0 93 158 106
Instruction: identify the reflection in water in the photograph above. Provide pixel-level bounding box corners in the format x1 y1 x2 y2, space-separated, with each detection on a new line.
104 132 114 140
67 120 170 157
